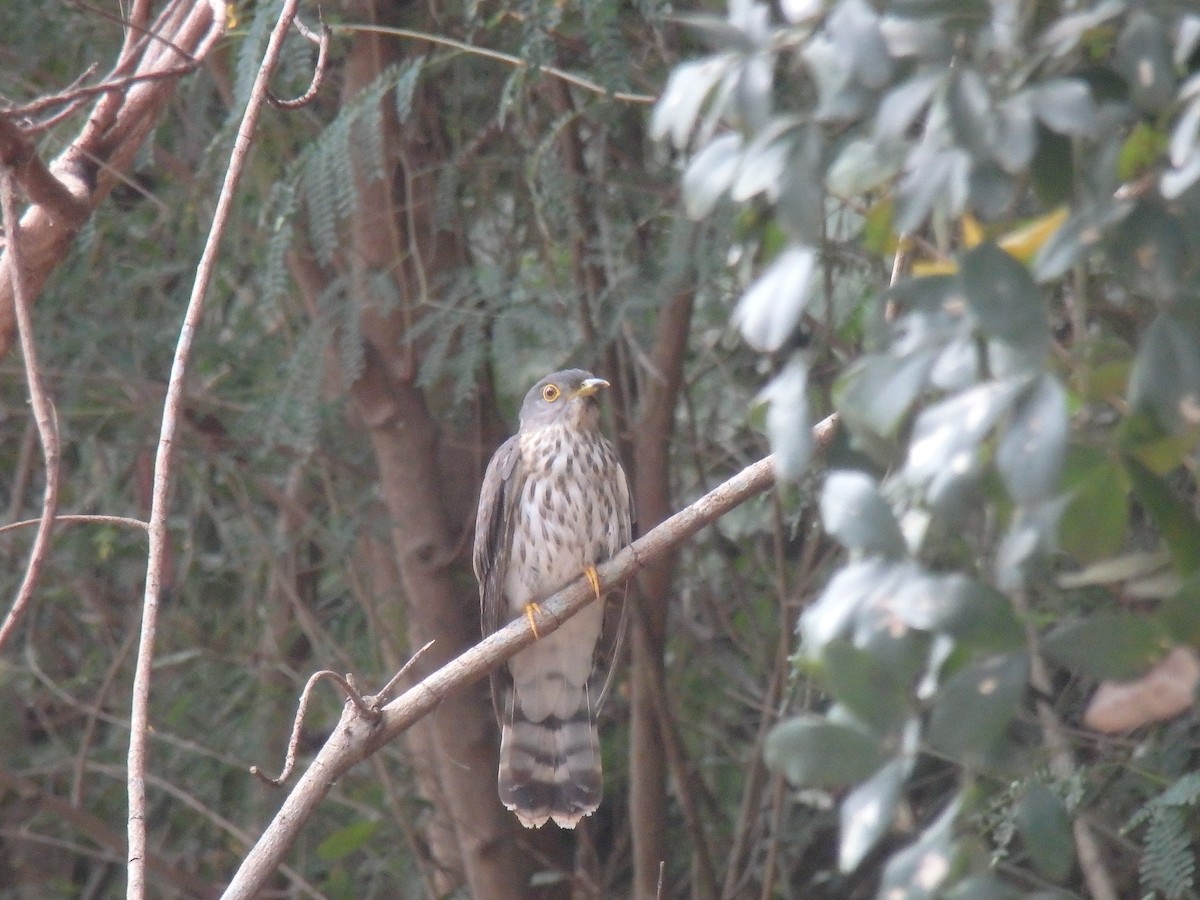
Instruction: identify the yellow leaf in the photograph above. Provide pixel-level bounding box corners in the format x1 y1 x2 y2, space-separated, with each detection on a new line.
961 212 984 248
911 260 957 276
997 207 1069 263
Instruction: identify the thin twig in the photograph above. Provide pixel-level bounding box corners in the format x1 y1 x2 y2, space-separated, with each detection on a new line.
268 13 330 109
370 639 436 709
0 168 61 654
10 62 209 124
252 670 379 787
339 23 657 105
126 2 302 897
0 513 148 536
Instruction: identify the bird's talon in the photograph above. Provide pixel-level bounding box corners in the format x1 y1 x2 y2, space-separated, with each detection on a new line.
524 602 541 639
584 565 601 600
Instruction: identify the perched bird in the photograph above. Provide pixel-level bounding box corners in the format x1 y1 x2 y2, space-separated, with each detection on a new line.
473 369 633 828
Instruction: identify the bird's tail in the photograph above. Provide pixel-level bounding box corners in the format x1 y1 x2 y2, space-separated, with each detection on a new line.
498 697 602 829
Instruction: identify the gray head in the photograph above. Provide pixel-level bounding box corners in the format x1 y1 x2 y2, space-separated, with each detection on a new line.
518 369 610 432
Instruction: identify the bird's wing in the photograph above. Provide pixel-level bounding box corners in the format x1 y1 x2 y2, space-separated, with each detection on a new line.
590 457 635 713
473 434 522 720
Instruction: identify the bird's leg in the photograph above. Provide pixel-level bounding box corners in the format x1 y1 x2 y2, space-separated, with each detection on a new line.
524 603 541 639
584 565 602 601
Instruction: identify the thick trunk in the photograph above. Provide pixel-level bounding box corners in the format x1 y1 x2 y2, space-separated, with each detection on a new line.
630 286 694 897
339 16 572 898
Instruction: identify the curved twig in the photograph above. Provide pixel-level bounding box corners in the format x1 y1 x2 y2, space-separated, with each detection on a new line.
268 12 331 110
251 670 379 788
0 169 61 655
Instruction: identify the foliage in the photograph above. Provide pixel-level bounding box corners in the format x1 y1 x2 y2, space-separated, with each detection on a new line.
654 0 1200 895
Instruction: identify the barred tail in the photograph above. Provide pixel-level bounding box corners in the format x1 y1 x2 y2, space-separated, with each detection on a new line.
498 701 602 829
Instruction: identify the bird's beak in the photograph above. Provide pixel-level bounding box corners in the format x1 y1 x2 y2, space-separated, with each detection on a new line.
574 377 610 398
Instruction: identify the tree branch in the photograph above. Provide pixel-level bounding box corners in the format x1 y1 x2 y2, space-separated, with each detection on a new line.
0 168 62 654
0 0 225 360
221 422 837 898
127 1 291 897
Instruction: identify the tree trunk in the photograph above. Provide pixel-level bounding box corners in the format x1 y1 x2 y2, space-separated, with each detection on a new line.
334 12 573 897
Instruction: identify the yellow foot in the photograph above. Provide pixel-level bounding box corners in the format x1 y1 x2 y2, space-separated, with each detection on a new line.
584 565 601 600
524 602 542 639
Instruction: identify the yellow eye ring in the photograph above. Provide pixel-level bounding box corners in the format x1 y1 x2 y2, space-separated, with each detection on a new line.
541 384 561 402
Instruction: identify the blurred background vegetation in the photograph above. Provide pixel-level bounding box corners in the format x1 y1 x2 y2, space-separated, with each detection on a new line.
0 0 1199 898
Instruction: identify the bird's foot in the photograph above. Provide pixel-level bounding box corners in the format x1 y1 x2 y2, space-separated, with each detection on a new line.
584 564 601 601
524 602 542 639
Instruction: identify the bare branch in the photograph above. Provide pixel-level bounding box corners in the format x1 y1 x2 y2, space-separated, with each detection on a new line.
222 421 838 898
370 639 435 709
341 23 657 105
0 116 89 227
252 670 379 788
0 168 62 654
0 0 226 360
127 2 298 897
0 513 148 536
268 14 331 110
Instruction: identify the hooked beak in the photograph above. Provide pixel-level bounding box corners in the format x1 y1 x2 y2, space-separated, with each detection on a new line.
574 377 610 398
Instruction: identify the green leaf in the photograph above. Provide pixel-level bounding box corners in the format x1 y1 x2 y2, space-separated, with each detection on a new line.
997 375 1068 506
1160 576 1200 644
877 794 962 900
683 132 743 218
764 716 887 789
927 653 1028 761
1125 458 1200 576
1029 79 1097 138
651 56 735 149
317 820 380 862
895 147 971 234
760 356 812 480
1127 313 1200 435
827 138 903 197
991 94 1036 174
958 242 1046 348
820 471 906 557
1114 12 1176 114
1017 783 1076 881
840 758 909 872
1041 612 1168 680
1118 122 1169 181
801 559 904 653
1032 201 1131 283
836 350 935 439
891 575 1024 651
904 378 1025 498
1058 455 1130 563
732 244 817 352
823 640 911 735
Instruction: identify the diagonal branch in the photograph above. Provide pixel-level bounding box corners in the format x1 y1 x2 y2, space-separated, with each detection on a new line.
221 418 837 899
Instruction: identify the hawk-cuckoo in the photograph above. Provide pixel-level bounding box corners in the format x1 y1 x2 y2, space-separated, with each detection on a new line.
473 369 632 829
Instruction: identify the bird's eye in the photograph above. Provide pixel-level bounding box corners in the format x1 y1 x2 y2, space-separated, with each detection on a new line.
541 384 561 402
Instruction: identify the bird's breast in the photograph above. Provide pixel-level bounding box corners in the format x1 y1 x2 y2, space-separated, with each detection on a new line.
506 426 625 609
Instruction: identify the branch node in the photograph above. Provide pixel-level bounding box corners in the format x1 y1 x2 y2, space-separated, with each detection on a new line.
252 668 379 787
369 639 435 711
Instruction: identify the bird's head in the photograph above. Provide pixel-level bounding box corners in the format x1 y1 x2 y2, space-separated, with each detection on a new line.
518 369 610 432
